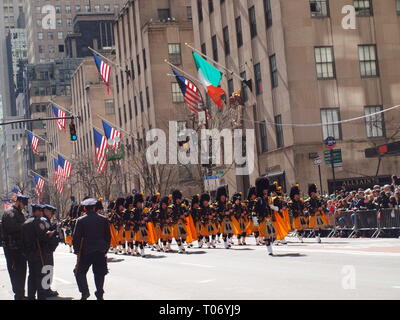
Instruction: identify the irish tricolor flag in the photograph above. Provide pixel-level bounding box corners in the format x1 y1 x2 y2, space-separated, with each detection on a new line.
192 52 226 109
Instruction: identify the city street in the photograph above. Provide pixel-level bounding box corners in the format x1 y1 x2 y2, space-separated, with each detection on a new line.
1 237 399 300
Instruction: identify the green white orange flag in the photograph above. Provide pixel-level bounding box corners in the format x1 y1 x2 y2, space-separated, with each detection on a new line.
192 52 226 109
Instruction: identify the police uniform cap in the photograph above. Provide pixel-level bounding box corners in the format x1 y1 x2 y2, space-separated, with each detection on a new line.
44 204 57 211
81 198 97 206
31 203 44 210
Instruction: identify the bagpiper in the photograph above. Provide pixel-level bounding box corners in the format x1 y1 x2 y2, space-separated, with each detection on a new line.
190 194 202 247
110 198 125 254
170 190 189 254
123 195 135 255
132 193 148 257
158 196 173 252
246 187 261 245
214 185 235 249
198 193 216 248
289 185 307 243
305 184 326 243
255 176 276 255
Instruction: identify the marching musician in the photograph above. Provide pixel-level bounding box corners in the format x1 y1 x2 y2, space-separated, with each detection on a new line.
232 193 248 246
289 185 307 243
170 190 188 254
133 193 148 257
247 187 262 245
158 196 173 252
255 176 276 256
305 184 326 243
214 185 235 249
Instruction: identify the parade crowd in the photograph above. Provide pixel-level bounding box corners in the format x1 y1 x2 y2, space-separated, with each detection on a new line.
1 175 399 300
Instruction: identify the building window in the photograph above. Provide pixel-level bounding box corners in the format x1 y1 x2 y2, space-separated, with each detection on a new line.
354 0 372 16
187 6 192 20
198 0 203 22
223 26 230 56
397 0 400 15
158 8 170 21
227 79 234 97
146 87 150 108
105 100 115 115
264 0 272 27
140 92 144 112
275 115 284 148
104 4 110 12
128 100 132 120
57 32 63 40
314 46 335 79
365 106 384 138
38 32 43 40
208 0 214 13
76 6 81 12
321 108 341 140
259 120 268 153
269 54 278 88
66 6 71 13
310 0 329 17
358 45 378 77
172 83 184 103
254 63 263 95
47 32 54 40
201 43 207 55
235 17 243 48
249 6 257 38
168 44 182 66
137 55 141 75
240 71 248 102
134 96 138 116
211 35 218 62
143 49 147 70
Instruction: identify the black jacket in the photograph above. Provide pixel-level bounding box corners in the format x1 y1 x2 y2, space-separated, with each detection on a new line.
73 211 111 255
1 205 26 250
22 217 50 259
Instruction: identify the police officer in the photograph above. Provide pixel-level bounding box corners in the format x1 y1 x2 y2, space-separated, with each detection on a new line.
22 204 51 300
73 198 111 300
43 204 60 297
1 194 29 300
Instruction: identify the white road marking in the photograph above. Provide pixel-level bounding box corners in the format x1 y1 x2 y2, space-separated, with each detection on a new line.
197 279 216 284
180 262 215 268
54 277 73 285
276 247 400 257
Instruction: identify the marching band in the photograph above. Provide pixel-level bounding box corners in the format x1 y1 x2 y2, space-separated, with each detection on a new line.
60 177 330 257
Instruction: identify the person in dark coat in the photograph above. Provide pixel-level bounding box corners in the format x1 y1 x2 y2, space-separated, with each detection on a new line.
73 198 111 300
22 204 51 300
1 194 29 300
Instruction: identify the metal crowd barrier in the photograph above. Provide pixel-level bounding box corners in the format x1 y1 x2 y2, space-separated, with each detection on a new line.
375 208 400 238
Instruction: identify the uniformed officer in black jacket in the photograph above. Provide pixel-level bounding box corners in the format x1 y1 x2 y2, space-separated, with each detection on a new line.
73 198 111 300
43 204 60 297
22 204 51 300
1 194 29 300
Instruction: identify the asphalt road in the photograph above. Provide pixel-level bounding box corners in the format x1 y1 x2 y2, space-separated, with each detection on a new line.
1 236 399 300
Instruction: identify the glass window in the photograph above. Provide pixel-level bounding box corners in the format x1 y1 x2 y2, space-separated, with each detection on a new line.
259 120 268 153
354 0 372 16
254 63 263 95
310 0 329 17
249 6 257 38
223 26 230 56
365 106 384 138
57 32 63 40
397 0 400 15
187 6 192 20
208 0 214 13
321 108 341 140
264 0 273 27
158 8 170 20
269 54 278 88
168 44 182 65
314 46 335 79
236 17 243 48
358 45 378 77
172 83 184 103
212 35 218 61
275 115 284 148
198 0 203 22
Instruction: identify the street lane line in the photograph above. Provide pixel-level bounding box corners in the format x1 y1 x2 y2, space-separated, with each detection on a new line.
54 277 73 285
198 279 216 283
180 262 215 268
276 247 400 257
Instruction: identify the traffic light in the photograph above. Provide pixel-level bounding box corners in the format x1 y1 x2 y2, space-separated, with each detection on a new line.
69 122 77 141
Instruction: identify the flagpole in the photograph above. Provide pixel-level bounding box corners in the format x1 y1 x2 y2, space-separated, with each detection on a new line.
164 60 204 87
48 100 75 116
88 46 124 71
29 170 49 182
95 114 134 138
25 129 51 144
185 42 245 82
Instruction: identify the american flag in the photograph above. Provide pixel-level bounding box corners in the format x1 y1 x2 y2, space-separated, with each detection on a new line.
172 69 204 114
102 120 122 152
93 128 108 174
93 53 111 95
27 132 39 155
53 158 59 186
33 173 45 198
58 154 72 181
56 160 65 194
52 104 66 131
